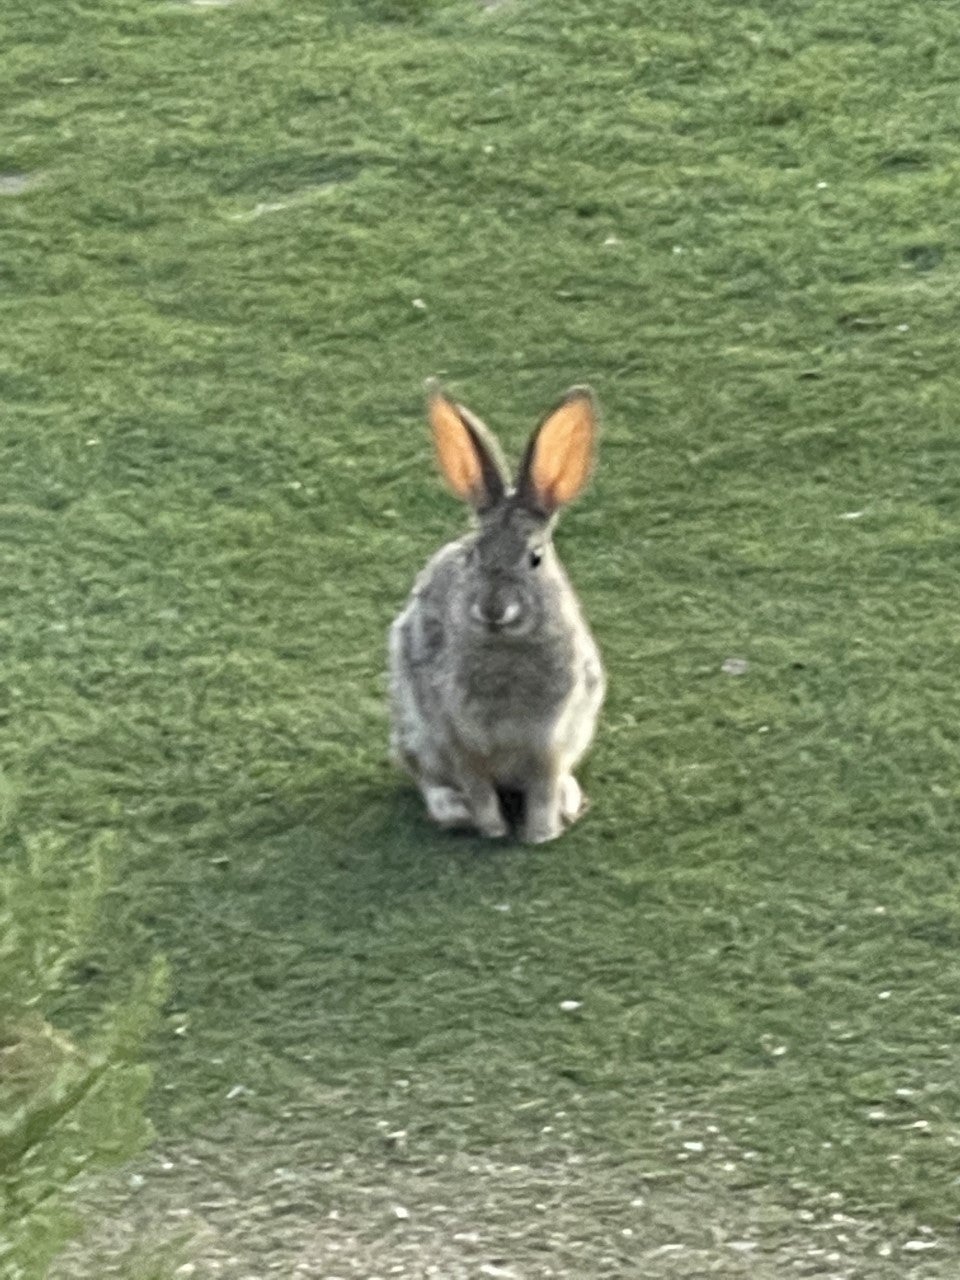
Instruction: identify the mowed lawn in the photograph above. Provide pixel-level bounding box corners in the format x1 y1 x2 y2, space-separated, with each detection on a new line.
4 0 960 1274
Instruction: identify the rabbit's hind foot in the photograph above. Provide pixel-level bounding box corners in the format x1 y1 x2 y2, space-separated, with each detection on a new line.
560 774 588 824
423 784 473 830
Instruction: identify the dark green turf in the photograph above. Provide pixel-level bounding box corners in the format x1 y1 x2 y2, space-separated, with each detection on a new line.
3 0 960 1273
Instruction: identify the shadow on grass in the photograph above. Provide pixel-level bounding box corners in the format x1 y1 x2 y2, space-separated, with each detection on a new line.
136 765 552 958
244 776 540 932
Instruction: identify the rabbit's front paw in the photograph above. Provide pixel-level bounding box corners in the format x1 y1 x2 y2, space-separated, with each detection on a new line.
476 813 509 839
522 813 563 844
458 777 508 839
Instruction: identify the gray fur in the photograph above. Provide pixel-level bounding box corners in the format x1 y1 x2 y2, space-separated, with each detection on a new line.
388 389 606 843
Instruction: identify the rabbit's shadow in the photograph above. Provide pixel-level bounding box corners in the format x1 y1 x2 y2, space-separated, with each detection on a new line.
227 776 536 940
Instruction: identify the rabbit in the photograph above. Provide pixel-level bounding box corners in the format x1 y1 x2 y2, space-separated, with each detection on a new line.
388 381 605 844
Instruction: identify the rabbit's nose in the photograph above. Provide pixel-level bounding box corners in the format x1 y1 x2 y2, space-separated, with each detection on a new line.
471 601 521 628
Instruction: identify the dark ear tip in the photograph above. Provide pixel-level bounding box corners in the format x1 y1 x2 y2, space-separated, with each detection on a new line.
424 376 445 403
564 384 598 407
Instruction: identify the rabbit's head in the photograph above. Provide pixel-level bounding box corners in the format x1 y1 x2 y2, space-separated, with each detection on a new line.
426 381 598 639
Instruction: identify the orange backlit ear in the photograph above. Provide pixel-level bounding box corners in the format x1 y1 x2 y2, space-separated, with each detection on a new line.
519 387 598 514
426 381 507 510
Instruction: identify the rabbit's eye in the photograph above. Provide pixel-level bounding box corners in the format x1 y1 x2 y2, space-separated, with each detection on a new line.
529 549 543 568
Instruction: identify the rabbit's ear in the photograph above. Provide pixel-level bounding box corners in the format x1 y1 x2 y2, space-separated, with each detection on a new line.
426 381 508 511
518 387 598 515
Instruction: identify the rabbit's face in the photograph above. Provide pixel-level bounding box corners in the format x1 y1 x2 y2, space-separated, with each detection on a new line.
425 381 597 642
462 500 553 638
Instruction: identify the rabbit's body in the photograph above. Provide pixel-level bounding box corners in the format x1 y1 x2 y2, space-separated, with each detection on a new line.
388 385 605 843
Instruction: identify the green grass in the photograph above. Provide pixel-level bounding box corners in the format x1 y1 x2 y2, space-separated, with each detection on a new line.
3 0 960 1273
